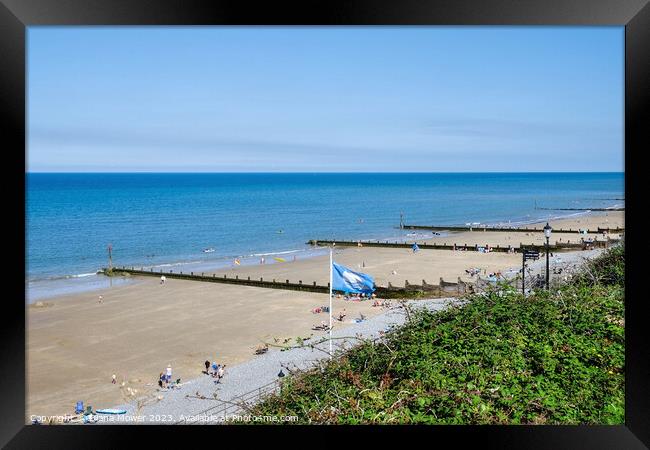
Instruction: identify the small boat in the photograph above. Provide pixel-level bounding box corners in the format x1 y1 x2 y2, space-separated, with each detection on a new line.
95 409 127 415
203 248 215 253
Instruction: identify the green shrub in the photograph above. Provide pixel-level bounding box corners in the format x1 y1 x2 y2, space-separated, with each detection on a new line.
251 246 625 424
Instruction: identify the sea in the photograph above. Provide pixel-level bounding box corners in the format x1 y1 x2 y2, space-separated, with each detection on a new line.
25 172 624 302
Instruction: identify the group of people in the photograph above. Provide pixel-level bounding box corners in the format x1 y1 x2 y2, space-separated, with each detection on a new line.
310 306 347 330
204 360 226 383
341 292 376 301
158 364 179 389
372 299 391 308
255 344 269 355
452 244 502 253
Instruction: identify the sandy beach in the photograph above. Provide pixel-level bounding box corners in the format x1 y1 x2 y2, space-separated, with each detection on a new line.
26 211 623 419
416 211 624 248
186 211 624 287
27 279 384 418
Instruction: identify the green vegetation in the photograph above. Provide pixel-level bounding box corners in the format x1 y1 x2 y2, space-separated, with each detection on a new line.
252 245 625 424
102 268 131 278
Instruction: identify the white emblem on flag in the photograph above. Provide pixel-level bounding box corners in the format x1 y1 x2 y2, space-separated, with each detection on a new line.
342 270 363 285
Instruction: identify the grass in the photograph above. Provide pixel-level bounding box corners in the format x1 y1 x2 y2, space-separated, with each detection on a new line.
250 245 625 424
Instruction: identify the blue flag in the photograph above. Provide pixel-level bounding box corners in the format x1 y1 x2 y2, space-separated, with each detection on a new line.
332 262 375 294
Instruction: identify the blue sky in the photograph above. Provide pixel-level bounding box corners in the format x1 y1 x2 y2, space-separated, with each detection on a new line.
27 27 624 172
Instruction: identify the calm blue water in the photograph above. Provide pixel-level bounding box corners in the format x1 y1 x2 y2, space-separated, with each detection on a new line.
26 173 623 301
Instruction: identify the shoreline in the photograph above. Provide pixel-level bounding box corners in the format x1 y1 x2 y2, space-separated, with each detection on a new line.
26 209 622 303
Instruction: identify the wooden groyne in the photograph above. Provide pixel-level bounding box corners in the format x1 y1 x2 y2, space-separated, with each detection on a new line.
105 266 329 293
101 266 475 299
379 277 475 297
308 238 619 253
400 224 624 234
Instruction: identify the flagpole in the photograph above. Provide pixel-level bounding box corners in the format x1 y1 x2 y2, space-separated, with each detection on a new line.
329 246 333 358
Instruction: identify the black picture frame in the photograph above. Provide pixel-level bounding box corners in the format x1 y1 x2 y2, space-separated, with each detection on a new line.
2 0 648 447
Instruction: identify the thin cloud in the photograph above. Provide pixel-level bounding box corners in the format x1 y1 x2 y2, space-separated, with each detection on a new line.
422 117 619 139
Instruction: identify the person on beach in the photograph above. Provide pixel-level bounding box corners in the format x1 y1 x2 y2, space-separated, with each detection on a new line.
166 364 172 386
160 275 166 285
217 365 225 383
255 344 269 355
98 295 103 304
158 372 164 389
204 360 210 374
112 374 116 384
